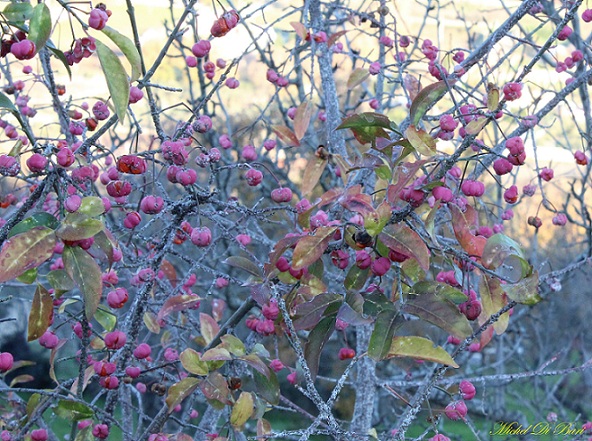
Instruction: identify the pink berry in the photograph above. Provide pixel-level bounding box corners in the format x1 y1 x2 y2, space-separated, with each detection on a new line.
331 250 350 270
94 360 116 376
26 153 48 173
552 213 568 226
575 150 589 165
0 155 20 176
92 424 109 439
225 78 240 89
493 157 513 175
191 226 212 247
444 401 467 420
369 61 381 75
11 39 36 60
88 8 109 30
271 187 293 203
133 343 152 359
219 134 232 149
276 256 290 272
92 101 110 120
64 194 82 212
126 366 141 378
502 82 522 101
461 180 485 197
245 168 263 186
431 186 453 203
269 359 284 372
557 25 572 41
459 380 476 400
192 40 211 58
39 331 60 349
107 288 129 308
242 145 257 161
439 114 458 132
539 167 554 182
140 195 165 215
56 147 75 167
338 347 356 360
186 56 198 67
107 180 133 198
355 250 372 269
262 301 280 320
30 429 48 441
236 234 251 246
429 434 450 441
266 69 279 83
0 352 14 372
104 330 127 350
503 185 518 204
129 86 144 104
371 257 390 276
123 211 141 229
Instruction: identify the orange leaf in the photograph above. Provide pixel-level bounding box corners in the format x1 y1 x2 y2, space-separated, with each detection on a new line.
294 101 313 141
290 22 308 40
272 125 300 146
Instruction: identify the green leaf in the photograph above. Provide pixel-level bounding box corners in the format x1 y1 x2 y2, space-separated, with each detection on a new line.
479 275 509 335
337 112 393 145
94 305 117 332
220 334 246 356
409 80 453 126
78 197 106 218
364 201 391 237
95 39 129 122
101 26 142 82
62 246 102 320
166 377 200 412
47 43 72 79
223 256 262 277
47 269 75 297
387 336 459 368
27 284 53 341
17 268 37 284
2 2 33 25
368 309 402 360
201 347 232 361
230 392 254 428
379 224 430 271
344 265 369 291
293 293 342 330
180 348 209 376
0 226 56 282
28 4 51 55
304 315 336 380
411 281 467 304
9 213 59 238
337 291 372 326
504 270 541 305
253 368 280 405
53 400 94 421
56 213 104 241
403 292 472 339
291 226 338 270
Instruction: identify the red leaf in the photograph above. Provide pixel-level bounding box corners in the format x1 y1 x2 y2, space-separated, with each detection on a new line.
449 204 486 258
291 226 338 270
157 294 201 322
379 224 430 271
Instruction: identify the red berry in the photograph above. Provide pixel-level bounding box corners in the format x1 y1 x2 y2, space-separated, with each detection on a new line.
338 347 355 360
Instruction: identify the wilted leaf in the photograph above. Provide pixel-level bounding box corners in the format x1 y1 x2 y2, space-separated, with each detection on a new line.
10 374 35 387
231 392 254 428
368 309 403 360
224 256 262 277
62 246 102 320
479 275 509 335
487 83 500 112
291 226 338 270
200 313 220 345
301 156 328 196
0 226 56 283
95 39 129 123
403 74 422 101
157 294 201 322
56 213 104 241
482 233 525 270
180 348 209 376
290 22 308 40
304 315 336 380
449 204 486 258
404 292 472 339
253 369 279 405
272 125 300 146
387 336 459 368
411 281 467 304
27 284 53 341
347 68 370 90
504 270 541 305
379 224 430 271
143 312 160 334
27 3 51 54
405 125 436 156
293 293 342 330
159 260 177 287
294 101 313 140
166 377 200 412
200 372 230 406
8 213 59 238
101 26 142 82
53 400 94 421
409 80 454 126
464 118 488 135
